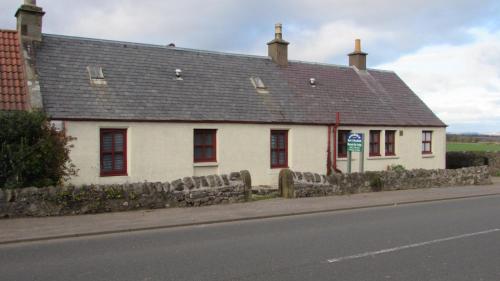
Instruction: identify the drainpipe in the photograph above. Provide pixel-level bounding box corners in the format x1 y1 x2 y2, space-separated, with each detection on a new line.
333 112 342 173
327 125 332 175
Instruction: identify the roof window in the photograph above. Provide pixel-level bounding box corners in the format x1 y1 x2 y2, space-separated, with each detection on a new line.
87 65 107 85
250 77 269 94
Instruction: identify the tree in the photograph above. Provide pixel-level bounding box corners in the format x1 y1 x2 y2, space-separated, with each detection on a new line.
0 110 77 188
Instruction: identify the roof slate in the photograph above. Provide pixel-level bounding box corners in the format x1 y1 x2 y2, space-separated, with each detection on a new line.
0 30 28 111
35 34 445 127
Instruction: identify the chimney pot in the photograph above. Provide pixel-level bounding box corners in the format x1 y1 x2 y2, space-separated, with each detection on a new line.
24 0 36 5
354 39 361 53
275 23 283 40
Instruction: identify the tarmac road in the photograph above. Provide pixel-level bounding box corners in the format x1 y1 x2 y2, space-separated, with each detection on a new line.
1 195 499 281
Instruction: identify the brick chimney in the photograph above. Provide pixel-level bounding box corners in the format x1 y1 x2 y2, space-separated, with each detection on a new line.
348 39 367 71
15 0 45 42
267 23 289 67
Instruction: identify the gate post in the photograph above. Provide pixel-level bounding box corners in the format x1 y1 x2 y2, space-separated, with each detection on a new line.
279 169 295 198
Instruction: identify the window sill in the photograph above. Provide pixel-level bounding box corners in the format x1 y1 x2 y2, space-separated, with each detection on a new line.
193 162 219 167
271 166 289 169
337 158 356 162
100 173 128 177
384 155 399 159
422 154 435 158
368 155 400 160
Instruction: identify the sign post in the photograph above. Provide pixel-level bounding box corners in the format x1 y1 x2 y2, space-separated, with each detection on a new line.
359 133 364 173
347 133 363 173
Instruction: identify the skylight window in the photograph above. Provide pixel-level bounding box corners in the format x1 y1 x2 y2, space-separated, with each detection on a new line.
87 66 104 79
251 77 266 89
87 65 107 85
250 77 269 94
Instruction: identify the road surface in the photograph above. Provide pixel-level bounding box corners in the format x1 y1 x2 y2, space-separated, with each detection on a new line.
1 195 499 280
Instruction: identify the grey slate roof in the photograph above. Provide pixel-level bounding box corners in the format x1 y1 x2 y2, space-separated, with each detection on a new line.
35 34 446 127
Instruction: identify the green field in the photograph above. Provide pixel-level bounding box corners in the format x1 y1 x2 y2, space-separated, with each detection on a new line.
447 142 500 152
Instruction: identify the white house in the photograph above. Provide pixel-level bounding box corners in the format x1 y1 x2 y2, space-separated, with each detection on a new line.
4 1 446 187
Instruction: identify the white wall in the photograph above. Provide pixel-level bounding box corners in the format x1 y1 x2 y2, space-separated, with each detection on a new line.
64 121 445 187
65 122 328 187
335 126 446 173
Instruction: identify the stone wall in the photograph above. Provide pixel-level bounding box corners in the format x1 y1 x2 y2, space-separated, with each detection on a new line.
446 152 500 176
0 171 251 218
279 166 492 198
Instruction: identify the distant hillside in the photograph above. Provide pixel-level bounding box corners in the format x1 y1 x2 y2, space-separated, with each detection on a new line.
447 133 500 143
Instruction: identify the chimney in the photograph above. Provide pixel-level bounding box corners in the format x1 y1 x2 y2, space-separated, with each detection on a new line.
348 39 367 71
267 23 289 67
15 0 45 42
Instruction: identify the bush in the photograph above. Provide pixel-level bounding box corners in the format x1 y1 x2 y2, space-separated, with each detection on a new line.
388 164 406 173
446 152 487 169
0 111 77 188
366 172 383 192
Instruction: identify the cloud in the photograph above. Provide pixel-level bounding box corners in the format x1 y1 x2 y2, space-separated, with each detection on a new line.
2 0 499 62
286 21 393 62
377 28 500 132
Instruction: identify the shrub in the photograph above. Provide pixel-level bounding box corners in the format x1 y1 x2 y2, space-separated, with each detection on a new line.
446 152 487 169
388 164 406 173
366 172 383 192
0 110 77 188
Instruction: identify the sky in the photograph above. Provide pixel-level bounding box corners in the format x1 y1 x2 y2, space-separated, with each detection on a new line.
1 0 499 134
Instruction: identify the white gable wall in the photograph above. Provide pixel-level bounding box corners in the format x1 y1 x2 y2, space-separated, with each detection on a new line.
64 121 445 187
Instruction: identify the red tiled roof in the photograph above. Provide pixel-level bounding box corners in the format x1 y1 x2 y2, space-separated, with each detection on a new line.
0 29 28 111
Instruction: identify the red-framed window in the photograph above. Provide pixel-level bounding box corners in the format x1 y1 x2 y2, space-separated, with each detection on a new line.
194 129 217 162
338 130 351 158
422 131 432 154
369 130 381 156
271 130 288 168
385 130 396 156
100 129 127 176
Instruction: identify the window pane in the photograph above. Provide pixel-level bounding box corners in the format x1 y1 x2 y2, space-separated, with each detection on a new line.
114 133 123 152
279 151 286 165
194 133 203 145
423 132 431 141
386 131 394 143
194 147 203 159
271 151 277 165
114 153 124 170
205 134 213 145
102 134 113 152
386 144 393 153
102 154 113 171
278 135 285 148
205 147 213 159
271 135 277 149
339 146 346 155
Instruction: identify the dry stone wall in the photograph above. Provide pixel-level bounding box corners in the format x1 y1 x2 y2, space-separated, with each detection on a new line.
280 166 492 198
0 171 251 218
